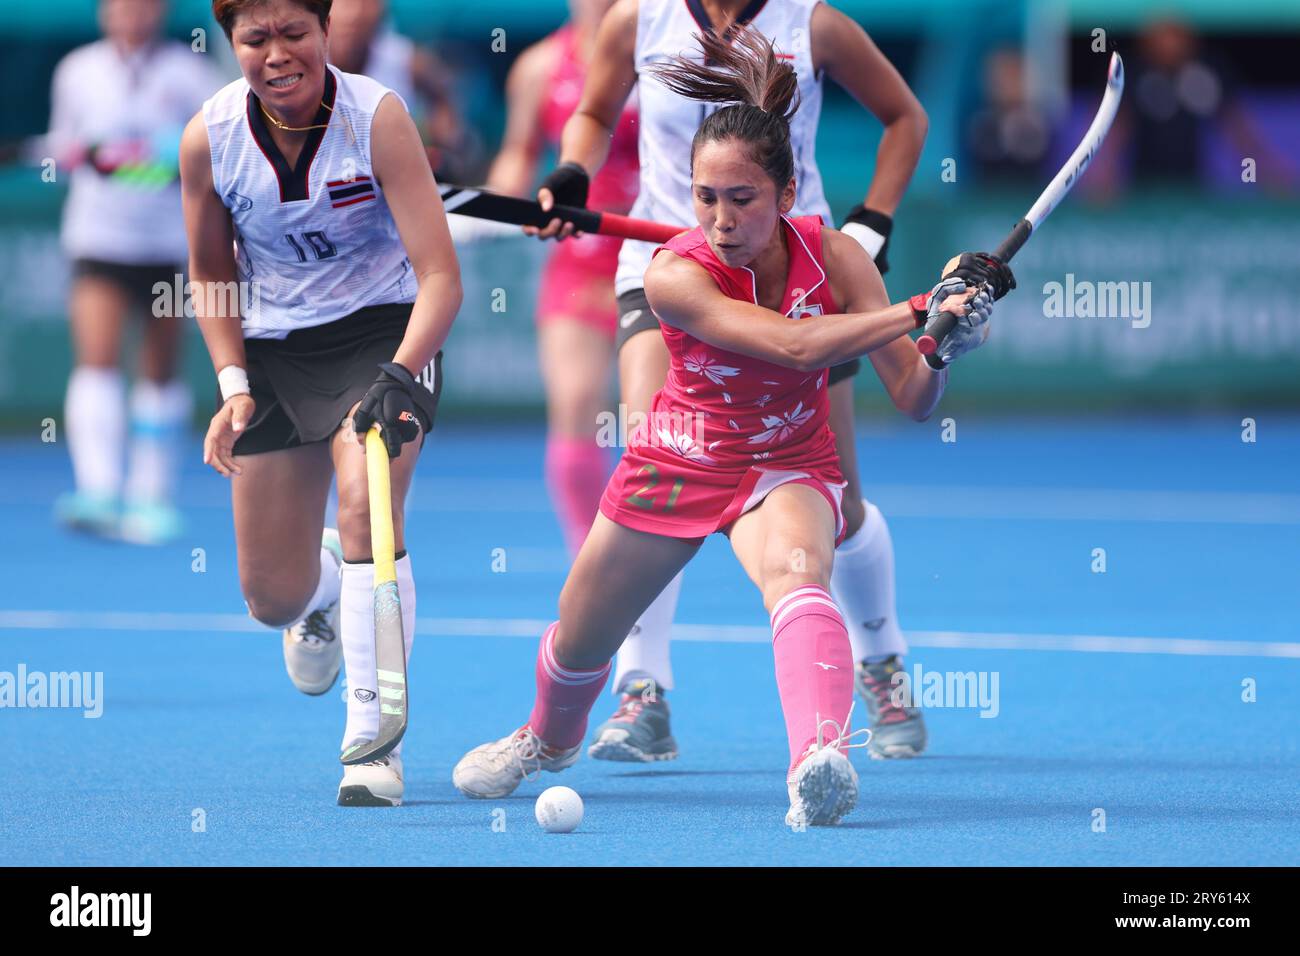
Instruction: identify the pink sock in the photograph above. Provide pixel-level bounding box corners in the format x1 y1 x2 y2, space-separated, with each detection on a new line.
527 622 611 749
545 436 609 556
770 585 855 775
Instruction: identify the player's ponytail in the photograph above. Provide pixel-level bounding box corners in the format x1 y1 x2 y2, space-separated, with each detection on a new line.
649 26 800 190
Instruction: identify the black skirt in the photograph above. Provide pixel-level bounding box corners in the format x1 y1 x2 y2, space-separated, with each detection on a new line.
227 303 442 456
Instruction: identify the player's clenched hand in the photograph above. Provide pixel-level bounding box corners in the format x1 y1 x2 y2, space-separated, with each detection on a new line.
203 394 255 478
524 162 588 241
351 362 422 458
924 277 993 365
943 252 1016 300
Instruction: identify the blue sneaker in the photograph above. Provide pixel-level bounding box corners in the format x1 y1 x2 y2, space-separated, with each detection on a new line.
587 678 678 762
118 500 184 545
855 656 928 759
55 491 120 538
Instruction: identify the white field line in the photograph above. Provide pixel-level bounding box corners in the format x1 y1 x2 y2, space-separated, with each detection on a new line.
8 481 1299 525
0 611 1297 658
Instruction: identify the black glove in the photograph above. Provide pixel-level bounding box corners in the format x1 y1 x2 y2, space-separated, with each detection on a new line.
539 161 590 210
841 205 893 275
943 252 1017 300
351 362 422 458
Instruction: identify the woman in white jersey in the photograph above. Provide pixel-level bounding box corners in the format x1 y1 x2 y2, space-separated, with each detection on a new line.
180 0 462 807
528 0 1013 762
47 0 220 544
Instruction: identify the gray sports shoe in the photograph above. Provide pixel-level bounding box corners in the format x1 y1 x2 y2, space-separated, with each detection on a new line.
587 678 679 762
855 656 928 759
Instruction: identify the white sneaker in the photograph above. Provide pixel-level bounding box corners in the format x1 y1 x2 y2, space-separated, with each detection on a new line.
282 529 343 695
338 752 403 807
452 726 581 799
785 704 871 827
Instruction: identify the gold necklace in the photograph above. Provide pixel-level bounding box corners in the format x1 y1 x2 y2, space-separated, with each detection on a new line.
259 98 333 132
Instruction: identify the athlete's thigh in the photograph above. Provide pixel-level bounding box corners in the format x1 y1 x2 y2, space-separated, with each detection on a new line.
231 440 335 589
727 482 837 607
537 318 614 437
330 405 421 559
69 276 130 367
618 328 671 418
556 512 701 667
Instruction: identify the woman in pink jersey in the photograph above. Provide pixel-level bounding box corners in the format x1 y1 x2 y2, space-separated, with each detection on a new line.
485 0 640 555
452 29 997 826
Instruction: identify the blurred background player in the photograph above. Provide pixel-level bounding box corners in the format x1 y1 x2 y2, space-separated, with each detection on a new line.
186 0 461 806
326 0 479 183
527 0 933 762
482 0 639 556
46 0 221 543
1089 15 1296 194
453 27 998 825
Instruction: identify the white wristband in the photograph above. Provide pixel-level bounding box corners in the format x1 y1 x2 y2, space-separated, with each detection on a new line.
841 221 887 259
217 365 250 402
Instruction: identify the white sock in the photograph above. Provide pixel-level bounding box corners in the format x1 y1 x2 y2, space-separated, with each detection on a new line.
830 499 908 662
65 366 126 497
340 554 416 757
124 378 192 504
611 570 682 693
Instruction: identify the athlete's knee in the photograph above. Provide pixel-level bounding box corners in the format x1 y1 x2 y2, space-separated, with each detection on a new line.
243 588 313 629
334 480 373 558
759 547 833 612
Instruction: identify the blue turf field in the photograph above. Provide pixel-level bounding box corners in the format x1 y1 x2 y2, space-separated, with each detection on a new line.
2 415 1298 866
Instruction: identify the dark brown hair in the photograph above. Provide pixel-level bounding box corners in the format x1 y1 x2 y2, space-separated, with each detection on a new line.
212 0 332 40
648 25 800 190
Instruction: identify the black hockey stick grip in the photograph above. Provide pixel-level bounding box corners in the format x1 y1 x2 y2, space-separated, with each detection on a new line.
918 219 1032 369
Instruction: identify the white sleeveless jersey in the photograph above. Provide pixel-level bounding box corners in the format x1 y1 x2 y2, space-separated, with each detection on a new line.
363 28 419 117
203 65 415 339
616 0 833 296
48 39 220 263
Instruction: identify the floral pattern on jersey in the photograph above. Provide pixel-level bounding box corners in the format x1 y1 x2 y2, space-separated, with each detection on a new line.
683 352 741 386
747 401 816 446
657 428 716 464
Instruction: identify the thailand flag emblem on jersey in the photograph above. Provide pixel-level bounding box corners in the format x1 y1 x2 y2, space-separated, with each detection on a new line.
328 175 376 209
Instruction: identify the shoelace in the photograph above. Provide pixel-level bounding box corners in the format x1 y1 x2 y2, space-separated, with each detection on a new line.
511 728 546 782
297 608 335 645
788 701 872 788
612 695 646 723
862 666 911 725
814 700 873 755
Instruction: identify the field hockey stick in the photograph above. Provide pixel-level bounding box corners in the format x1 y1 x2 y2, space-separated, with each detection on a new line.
917 52 1125 368
340 425 409 766
438 183 686 244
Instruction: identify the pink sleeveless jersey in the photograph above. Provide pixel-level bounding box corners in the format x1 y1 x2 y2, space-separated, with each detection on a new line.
599 215 846 541
538 24 639 215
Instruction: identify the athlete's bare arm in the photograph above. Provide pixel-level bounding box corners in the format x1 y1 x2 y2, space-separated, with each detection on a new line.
485 37 559 196
558 0 638 180
371 93 463 376
180 112 243 376
645 249 926 372
822 228 945 421
811 4 926 215
530 0 639 239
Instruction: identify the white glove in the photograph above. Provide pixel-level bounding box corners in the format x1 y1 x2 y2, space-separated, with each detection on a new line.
922 278 993 365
